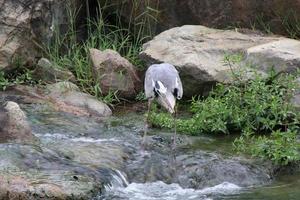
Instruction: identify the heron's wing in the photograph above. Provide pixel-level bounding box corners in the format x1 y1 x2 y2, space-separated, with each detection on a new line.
144 66 156 99
144 63 183 99
174 73 183 99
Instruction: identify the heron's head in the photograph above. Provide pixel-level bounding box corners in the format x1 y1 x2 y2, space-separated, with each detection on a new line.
153 80 176 113
157 92 176 113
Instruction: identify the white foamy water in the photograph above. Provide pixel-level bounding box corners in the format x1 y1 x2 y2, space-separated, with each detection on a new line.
34 133 119 143
101 181 241 200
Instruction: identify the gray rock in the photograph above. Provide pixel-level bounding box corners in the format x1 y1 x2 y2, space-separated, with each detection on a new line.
90 48 141 99
291 77 300 110
46 82 112 117
33 58 76 83
0 0 79 71
176 152 271 189
0 101 37 144
0 143 110 200
140 25 278 97
245 38 300 73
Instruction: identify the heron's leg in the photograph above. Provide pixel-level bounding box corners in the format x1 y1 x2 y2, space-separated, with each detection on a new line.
141 98 152 149
172 106 177 151
170 106 177 171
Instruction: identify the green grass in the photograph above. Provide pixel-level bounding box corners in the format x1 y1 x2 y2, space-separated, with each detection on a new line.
46 0 159 105
251 10 300 39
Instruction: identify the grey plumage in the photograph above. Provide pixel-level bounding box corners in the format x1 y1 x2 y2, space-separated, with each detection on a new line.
142 63 183 152
144 63 183 113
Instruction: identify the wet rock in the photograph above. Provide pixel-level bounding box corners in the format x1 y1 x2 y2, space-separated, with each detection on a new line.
140 25 278 97
46 81 112 117
0 101 37 144
0 143 111 200
33 58 76 83
89 48 141 99
176 152 271 189
125 134 272 189
43 139 128 170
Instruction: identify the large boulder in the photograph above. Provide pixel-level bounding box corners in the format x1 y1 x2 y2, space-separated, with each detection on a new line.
89 48 141 99
140 25 300 97
0 101 37 144
0 0 79 71
99 0 300 35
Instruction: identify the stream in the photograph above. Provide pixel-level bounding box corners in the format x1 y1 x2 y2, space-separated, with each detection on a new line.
2 103 299 199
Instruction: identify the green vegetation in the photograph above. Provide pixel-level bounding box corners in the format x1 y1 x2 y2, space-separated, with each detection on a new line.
251 10 300 39
0 67 37 91
149 55 300 165
47 0 158 104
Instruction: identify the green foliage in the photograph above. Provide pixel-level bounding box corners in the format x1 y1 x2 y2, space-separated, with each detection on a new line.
234 129 299 165
278 10 300 39
149 55 300 165
47 0 158 104
135 91 146 101
251 10 300 39
0 71 10 91
0 68 38 91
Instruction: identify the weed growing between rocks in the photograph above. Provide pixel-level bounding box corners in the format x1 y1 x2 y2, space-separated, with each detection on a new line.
0 58 39 91
149 55 300 165
46 0 158 105
251 10 300 39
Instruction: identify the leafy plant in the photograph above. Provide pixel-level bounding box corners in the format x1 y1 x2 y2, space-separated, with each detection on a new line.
0 71 10 91
0 67 38 91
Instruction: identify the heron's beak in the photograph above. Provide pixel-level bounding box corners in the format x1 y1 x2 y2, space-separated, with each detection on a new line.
158 92 176 114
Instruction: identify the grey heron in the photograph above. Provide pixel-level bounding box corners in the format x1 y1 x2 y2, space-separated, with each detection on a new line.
142 63 183 150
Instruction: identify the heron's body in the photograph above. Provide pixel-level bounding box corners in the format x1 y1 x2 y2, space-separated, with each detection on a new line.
143 63 183 151
144 63 183 113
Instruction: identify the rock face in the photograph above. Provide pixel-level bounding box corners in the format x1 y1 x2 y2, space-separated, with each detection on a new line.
140 25 300 97
0 101 36 144
245 39 300 73
0 0 79 71
33 58 76 83
90 48 141 99
102 0 300 35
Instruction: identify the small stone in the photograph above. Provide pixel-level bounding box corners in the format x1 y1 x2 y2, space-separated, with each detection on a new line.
0 101 37 144
33 58 76 83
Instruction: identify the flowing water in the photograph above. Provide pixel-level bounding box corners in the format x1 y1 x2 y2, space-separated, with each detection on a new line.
22 105 300 200
98 171 300 200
